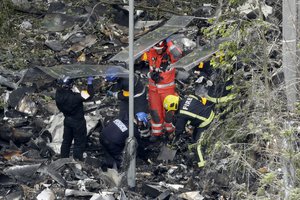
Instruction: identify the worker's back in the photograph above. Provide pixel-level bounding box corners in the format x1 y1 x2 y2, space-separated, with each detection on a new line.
55 88 85 121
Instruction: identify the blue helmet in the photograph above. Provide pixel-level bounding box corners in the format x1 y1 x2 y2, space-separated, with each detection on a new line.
135 112 148 126
105 67 119 82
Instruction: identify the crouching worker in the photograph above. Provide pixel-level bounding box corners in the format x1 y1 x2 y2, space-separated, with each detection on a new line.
100 112 150 170
163 94 215 167
163 94 215 143
55 76 94 161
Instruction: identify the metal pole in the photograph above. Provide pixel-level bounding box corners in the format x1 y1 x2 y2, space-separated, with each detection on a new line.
283 0 298 111
127 0 136 188
282 1 297 199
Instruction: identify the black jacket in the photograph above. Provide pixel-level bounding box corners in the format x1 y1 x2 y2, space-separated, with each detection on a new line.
55 84 94 121
175 95 214 136
110 75 145 101
102 119 140 145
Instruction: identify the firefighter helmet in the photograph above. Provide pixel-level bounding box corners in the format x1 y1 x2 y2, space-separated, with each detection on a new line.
163 95 179 111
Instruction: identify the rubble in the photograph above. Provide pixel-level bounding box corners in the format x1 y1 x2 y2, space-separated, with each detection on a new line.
0 0 285 199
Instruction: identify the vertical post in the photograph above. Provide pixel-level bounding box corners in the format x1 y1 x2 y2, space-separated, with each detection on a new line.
282 1 297 199
127 0 136 188
283 0 298 111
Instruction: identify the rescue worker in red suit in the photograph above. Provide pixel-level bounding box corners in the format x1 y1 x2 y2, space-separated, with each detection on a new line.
141 39 182 137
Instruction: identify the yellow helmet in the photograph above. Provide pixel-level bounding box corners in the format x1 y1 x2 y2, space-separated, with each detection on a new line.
163 95 179 111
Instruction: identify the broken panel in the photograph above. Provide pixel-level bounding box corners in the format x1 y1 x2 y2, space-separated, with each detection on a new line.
170 37 232 71
109 15 195 64
36 64 129 79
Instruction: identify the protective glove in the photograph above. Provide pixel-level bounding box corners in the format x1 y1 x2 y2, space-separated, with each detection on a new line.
160 61 169 72
167 134 180 149
150 71 163 84
185 125 195 136
167 132 179 145
206 80 213 87
87 76 94 85
196 76 205 83
107 90 118 98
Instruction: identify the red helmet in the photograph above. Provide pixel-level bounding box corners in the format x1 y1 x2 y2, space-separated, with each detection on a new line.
153 41 165 50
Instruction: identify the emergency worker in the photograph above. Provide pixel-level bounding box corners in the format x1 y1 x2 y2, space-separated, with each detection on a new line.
55 76 94 161
100 112 150 170
105 67 148 121
205 77 235 104
163 93 215 142
194 51 235 104
141 39 182 137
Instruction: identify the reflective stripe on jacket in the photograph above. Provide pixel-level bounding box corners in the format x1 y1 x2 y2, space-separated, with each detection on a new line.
175 94 215 135
179 110 215 127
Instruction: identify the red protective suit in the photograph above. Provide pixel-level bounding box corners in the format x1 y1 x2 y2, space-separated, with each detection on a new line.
142 41 182 136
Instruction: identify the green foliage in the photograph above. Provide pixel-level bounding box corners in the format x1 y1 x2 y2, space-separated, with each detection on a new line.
289 188 300 200
228 0 247 7
0 98 5 110
260 172 276 186
292 153 300 170
199 0 299 199
0 0 15 40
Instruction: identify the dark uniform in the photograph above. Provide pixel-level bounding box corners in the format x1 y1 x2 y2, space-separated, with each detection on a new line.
109 75 147 121
100 118 146 169
206 76 235 103
174 94 215 141
194 59 235 104
55 84 94 160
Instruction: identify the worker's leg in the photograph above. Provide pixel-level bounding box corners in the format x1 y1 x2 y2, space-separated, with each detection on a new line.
193 126 208 142
164 110 175 134
106 143 124 169
148 89 164 136
118 101 129 121
60 123 73 158
134 92 148 114
159 86 176 134
73 119 87 161
100 137 117 169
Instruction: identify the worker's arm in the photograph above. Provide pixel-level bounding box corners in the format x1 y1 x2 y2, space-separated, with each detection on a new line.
107 79 129 101
174 116 188 136
80 77 94 101
166 38 183 63
169 115 188 143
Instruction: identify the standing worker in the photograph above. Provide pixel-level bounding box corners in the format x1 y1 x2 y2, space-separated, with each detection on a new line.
141 39 182 138
55 76 94 161
105 67 147 121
